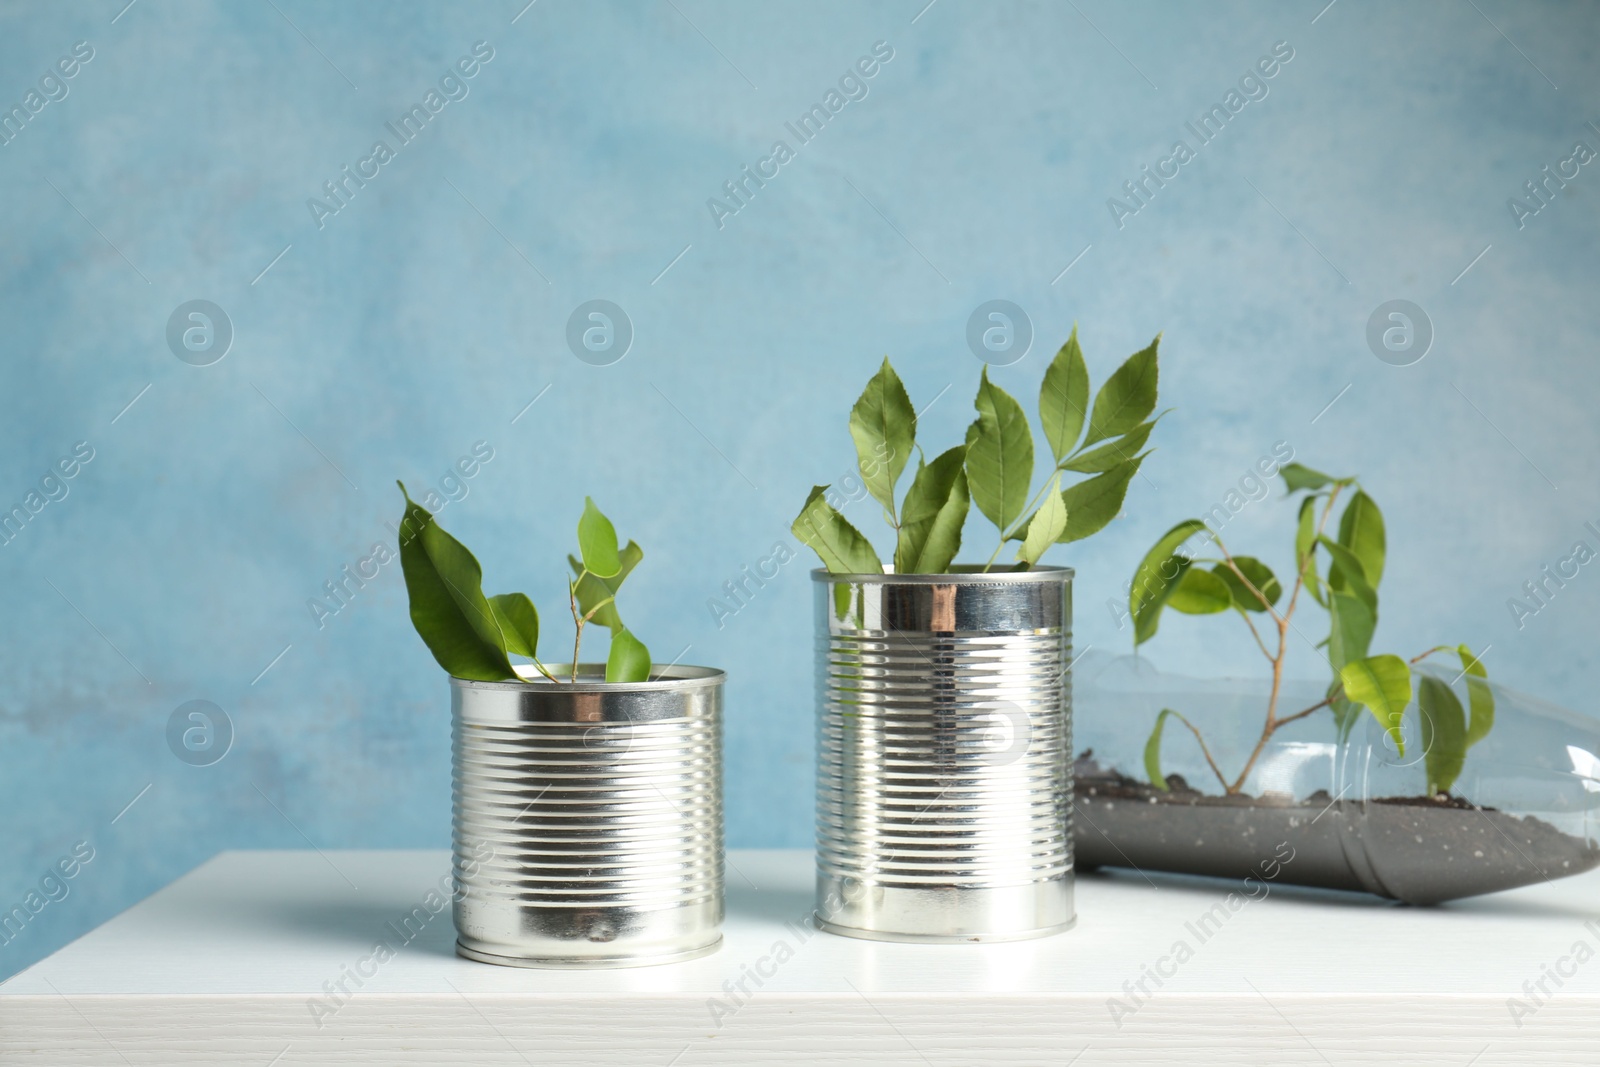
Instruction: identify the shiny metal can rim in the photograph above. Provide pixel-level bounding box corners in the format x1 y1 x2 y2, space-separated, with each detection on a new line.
450 663 725 694
809 565 1074 585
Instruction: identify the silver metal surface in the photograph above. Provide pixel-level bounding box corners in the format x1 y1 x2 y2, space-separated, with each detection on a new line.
451 664 724 968
813 566 1075 942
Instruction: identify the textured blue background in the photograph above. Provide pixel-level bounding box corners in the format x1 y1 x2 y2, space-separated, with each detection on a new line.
2 0 1597 978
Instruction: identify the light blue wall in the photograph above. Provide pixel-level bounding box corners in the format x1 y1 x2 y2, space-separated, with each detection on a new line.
2 0 1597 977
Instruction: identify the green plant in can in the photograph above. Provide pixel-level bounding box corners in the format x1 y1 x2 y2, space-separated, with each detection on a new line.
791 326 1164 575
396 485 650 683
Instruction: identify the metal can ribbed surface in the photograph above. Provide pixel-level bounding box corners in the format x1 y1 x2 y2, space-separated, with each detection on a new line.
450 665 724 968
813 567 1074 942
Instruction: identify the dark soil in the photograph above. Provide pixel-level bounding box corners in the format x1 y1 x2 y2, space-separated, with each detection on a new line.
1072 753 1600 905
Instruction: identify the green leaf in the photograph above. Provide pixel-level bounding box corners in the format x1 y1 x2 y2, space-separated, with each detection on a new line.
1318 534 1376 611
847 358 916 522
1213 557 1281 612
1056 454 1146 544
1457 644 1488 680
1129 518 1209 646
964 369 1034 534
792 486 883 575
1084 335 1159 447
605 628 651 683
1337 490 1387 589
1061 415 1162 474
569 540 642 631
578 497 622 578
1303 566 1328 608
908 470 968 574
899 446 965 529
1296 495 1324 606
395 483 517 681
1295 495 1318 560
488 593 540 659
1039 327 1090 463
895 446 968 573
1326 591 1375 672
1459 644 1495 748
1280 463 1335 493
1144 709 1178 791
1339 655 1412 754
1167 567 1233 614
1135 558 1191 643
1417 674 1468 795
1016 474 1067 567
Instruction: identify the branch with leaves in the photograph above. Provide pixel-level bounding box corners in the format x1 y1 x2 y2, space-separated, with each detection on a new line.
396 485 651 684
1132 463 1493 797
791 327 1163 575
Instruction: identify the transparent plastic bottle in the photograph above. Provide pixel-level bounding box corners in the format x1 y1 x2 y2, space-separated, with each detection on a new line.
1072 652 1600 904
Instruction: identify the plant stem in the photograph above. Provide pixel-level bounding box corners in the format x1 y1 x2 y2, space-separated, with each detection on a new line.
1226 616 1290 794
1275 692 1338 728
1236 608 1274 662
1172 486 1366 796
983 463 1075 572
1211 535 1283 623
1221 485 1344 794
568 577 584 682
1010 469 1060 533
1262 646 1445 734
982 538 1006 572
1167 710 1231 794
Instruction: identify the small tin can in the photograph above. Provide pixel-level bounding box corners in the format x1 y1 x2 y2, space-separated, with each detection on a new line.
451 664 724 967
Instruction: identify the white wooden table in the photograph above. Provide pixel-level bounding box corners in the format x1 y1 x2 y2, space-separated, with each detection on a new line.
3 849 1597 1064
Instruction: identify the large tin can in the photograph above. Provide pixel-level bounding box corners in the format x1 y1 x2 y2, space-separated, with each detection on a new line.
813 567 1074 942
